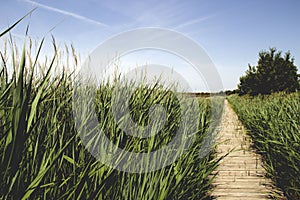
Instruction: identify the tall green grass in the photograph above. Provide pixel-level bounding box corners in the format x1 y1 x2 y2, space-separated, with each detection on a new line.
0 18 224 199
228 93 300 199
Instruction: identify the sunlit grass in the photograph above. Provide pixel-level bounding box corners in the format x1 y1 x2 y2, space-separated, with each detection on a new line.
0 17 224 199
228 93 300 199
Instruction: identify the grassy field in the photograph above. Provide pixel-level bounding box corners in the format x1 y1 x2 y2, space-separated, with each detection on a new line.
0 25 225 199
2 13 299 200
228 93 300 199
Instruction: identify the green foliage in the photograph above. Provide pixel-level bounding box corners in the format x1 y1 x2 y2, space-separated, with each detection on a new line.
228 93 300 199
238 48 299 96
224 89 239 96
0 18 224 199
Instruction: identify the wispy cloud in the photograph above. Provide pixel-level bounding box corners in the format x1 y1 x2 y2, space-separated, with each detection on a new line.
23 0 108 27
175 16 213 30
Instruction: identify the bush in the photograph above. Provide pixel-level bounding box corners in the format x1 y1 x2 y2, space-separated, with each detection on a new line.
238 48 299 96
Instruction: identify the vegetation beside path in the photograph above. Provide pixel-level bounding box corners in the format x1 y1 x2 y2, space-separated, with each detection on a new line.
228 93 300 199
0 19 224 199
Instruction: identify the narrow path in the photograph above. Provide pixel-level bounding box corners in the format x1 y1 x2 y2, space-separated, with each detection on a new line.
210 100 285 200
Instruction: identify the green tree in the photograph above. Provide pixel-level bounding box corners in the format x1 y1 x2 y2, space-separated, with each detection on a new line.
238 48 299 95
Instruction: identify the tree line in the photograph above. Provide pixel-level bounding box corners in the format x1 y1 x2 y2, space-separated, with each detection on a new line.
228 48 300 96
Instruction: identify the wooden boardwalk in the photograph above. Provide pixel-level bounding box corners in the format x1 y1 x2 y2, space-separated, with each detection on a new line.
210 100 285 200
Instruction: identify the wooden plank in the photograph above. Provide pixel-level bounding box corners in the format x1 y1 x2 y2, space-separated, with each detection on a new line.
210 100 286 200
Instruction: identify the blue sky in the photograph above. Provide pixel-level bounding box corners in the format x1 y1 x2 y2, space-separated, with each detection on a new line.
1 0 300 91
